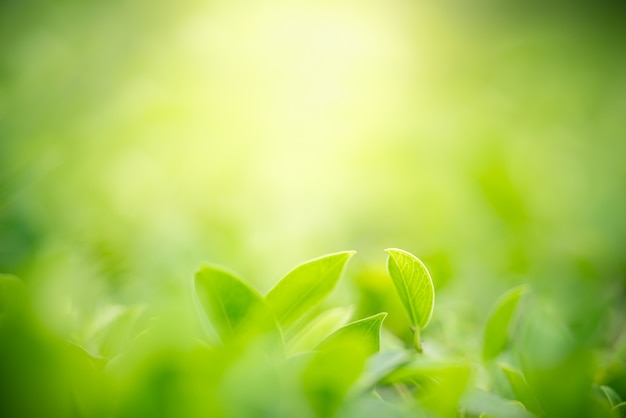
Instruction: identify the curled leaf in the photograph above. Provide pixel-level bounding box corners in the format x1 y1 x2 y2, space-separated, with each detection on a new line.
385 248 434 351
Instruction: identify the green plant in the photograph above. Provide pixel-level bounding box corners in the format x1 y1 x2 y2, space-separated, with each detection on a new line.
1 249 625 418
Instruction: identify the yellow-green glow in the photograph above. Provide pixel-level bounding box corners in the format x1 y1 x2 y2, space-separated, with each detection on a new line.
1 1 625 416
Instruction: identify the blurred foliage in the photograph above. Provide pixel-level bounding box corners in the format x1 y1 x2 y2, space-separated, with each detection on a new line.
1 0 626 417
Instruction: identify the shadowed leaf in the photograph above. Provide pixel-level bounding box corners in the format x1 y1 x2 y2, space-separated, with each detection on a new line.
483 285 527 361
195 265 277 344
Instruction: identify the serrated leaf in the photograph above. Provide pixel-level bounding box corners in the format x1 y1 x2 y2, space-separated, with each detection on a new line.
385 249 434 331
265 251 355 329
483 285 527 361
194 265 276 343
500 364 542 415
286 306 354 355
319 312 387 356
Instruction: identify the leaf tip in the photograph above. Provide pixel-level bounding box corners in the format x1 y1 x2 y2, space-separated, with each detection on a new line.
339 250 357 258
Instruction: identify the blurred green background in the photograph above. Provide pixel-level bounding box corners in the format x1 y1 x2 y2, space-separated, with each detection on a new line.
1 0 626 415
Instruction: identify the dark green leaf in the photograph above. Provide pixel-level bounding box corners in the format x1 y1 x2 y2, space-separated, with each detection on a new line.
614 402 626 418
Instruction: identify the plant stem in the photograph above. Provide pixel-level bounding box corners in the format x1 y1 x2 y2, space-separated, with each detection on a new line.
412 326 422 353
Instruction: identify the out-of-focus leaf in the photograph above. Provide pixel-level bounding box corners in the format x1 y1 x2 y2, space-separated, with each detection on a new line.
266 251 355 329
614 402 626 418
342 396 412 418
194 265 277 343
66 343 109 418
385 248 434 352
0 274 28 320
380 359 471 416
354 350 412 393
96 306 145 359
500 364 542 415
0 275 73 417
416 362 472 417
463 389 534 418
286 306 354 355
303 338 369 418
318 312 387 356
483 285 527 361
600 385 623 408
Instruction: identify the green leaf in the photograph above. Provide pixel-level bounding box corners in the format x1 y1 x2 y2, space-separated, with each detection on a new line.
382 360 471 417
194 265 276 343
500 364 542 415
483 285 527 361
95 306 145 359
600 385 622 408
354 350 411 393
462 390 534 418
265 251 355 329
303 337 369 418
318 312 387 356
0 274 28 318
614 402 626 418
286 306 354 355
385 248 434 351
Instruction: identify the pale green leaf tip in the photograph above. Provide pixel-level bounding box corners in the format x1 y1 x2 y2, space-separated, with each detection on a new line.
301 250 356 265
335 250 357 258
384 248 417 260
195 263 242 278
384 248 402 254
365 312 388 324
193 263 252 292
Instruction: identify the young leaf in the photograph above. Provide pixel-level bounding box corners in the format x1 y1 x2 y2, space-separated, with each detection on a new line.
385 248 434 351
194 265 276 343
483 285 527 361
265 251 355 329
318 312 387 356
